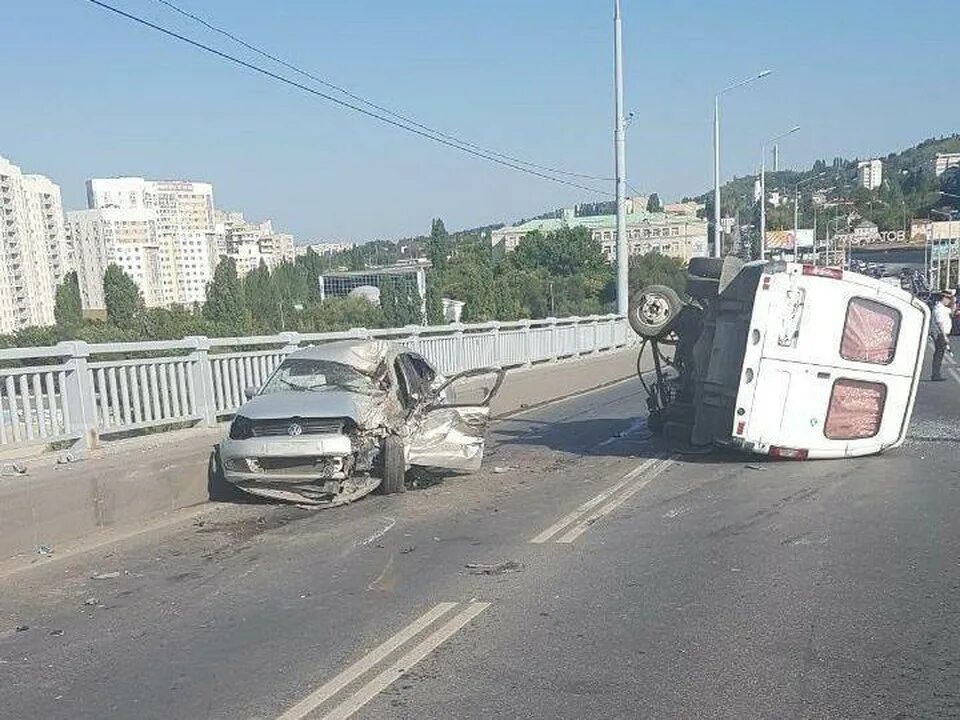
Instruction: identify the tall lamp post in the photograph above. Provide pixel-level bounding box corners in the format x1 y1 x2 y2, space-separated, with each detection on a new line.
931 208 957 290
759 125 800 260
614 0 628 315
713 70 771 258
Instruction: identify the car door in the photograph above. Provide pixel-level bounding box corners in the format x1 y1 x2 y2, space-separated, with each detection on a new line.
405 367 506 472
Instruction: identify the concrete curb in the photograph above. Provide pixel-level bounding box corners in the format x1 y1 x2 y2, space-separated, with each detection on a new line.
0 348 641 562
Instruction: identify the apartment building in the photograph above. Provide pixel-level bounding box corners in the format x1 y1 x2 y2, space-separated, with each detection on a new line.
215 210 296 274
491 209 708 262
934 152 960 177
0 156 70 332
86 177 217 306
857 159 883 190
66 208 164 308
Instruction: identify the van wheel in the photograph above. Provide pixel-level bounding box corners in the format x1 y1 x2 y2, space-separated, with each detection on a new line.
628 285 682 338
378 435 407 494
688 257 725 279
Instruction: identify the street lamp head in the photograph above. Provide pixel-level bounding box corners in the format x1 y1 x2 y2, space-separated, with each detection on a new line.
788 125 800 134
757 70 772 79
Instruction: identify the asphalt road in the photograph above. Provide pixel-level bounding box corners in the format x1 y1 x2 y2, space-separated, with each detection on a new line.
1 346 958 720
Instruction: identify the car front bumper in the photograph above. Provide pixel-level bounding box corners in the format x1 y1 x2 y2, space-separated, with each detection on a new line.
219 433 355 484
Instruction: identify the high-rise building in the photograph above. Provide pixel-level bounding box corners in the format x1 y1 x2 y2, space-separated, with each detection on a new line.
857 159 883 190
86 177 217 306
0 156 71 332
215 210 296 274
66 207 164 309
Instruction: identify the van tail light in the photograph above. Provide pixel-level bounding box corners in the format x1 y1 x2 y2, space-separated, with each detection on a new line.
762 276 771 290
802 264 843 280
769 445 809 460
735 421 746 435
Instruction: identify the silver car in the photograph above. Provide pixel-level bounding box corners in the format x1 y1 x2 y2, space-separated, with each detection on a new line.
216 339 504 507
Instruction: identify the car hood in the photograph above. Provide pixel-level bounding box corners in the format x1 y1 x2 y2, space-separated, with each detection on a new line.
236 389 389 429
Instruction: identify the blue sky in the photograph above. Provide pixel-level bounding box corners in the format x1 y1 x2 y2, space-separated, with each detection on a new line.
4 0 957 242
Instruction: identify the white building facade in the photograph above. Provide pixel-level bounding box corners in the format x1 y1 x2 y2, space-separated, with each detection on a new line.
67 208 165 309
215 210 296 274
0 157 71 332
934 152 960 177
857 159 883 190
86 177 217 306
491 210 708 262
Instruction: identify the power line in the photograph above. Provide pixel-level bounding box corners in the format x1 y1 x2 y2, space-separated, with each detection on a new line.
81 0 612 197
153 0 614 183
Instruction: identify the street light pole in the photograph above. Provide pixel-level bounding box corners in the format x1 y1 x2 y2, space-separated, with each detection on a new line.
614 0 628 316
713 69 771 258
759 125 800 261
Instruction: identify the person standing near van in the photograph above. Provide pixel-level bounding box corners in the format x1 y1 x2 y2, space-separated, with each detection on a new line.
931 292 953 381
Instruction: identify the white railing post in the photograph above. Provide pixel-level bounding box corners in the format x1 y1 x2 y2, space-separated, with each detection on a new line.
453 323 466 373
489 321 501 367
548 317 559 362
591 316 601 355
403 325 422 354
58 341 99 449
185 336 217 427
279 331 301 355
522 319 533 368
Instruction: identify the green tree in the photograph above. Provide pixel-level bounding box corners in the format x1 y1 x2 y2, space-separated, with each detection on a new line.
103 264 144 330
628 252 687 294
379 277 398 325
54 271 83 328
646 193 663 213
204 258 249 334
425 273 444 324
428 218 449 274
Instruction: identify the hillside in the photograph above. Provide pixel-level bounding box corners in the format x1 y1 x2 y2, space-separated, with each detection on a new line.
689 133 960 239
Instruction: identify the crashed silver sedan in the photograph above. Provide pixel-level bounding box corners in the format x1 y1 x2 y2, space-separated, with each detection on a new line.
216 339 504 507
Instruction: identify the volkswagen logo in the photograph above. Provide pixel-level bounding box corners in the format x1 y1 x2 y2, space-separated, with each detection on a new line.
287 423 303 437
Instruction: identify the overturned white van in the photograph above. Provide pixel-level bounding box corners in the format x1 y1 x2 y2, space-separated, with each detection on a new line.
628 258 930 459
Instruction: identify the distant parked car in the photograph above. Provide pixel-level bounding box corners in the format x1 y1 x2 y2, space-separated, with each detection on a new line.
215 340 504 507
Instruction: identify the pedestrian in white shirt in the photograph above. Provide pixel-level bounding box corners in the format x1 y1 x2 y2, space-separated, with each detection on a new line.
931 292 953 381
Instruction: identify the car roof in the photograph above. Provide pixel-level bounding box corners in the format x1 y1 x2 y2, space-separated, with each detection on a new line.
285 339 400 376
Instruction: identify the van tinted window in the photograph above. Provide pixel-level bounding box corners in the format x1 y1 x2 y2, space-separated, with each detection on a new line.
840 298 901 364
824 379 887 440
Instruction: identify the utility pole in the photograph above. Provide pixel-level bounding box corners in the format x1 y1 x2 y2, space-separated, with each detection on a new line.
773 144 779 172
614 0 628 316
713 94 721 258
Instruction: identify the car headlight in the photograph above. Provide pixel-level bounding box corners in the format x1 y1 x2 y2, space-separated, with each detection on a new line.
229 415 254 440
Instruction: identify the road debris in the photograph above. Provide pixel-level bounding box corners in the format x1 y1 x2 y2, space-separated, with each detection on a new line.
465 560 524 576
1 462 27 476
745 464 766 471
492 466 511 474
399 545 416 554
91 571 121 580
36 545 53 556
49 629 64 637
56 452 80 464
15 625 29 632
83 597 100 607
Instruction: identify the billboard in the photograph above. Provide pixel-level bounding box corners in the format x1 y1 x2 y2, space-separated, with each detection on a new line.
765 229 815 250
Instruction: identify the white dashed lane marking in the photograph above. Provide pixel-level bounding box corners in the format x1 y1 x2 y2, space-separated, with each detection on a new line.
530 455 674 544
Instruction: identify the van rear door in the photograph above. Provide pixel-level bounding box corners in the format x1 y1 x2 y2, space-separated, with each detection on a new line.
735 264 928 458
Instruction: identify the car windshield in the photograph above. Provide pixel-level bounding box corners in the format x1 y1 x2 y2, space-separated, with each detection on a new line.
260 359 379 395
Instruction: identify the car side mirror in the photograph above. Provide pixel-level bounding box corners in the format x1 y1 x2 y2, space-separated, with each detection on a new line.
243 386 258 400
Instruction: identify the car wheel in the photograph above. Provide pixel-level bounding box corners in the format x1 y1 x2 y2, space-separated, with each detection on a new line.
379 435 407 494
628 284 683 338
688 257 725 279
208 447 243 502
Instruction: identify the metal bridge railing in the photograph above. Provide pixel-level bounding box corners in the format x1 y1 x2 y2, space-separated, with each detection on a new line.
0 315 632 452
